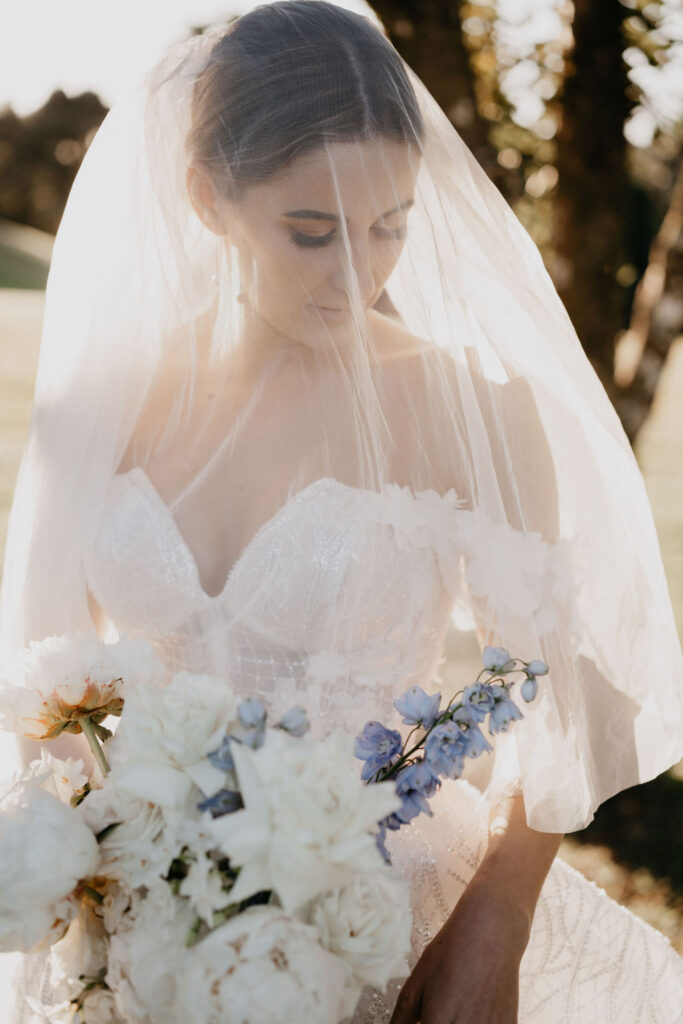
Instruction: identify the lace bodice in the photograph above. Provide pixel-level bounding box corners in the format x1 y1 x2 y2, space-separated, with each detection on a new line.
85 469 472 734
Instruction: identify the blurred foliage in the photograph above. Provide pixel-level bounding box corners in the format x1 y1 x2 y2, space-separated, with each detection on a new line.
0 90 107 235
372 0 683 437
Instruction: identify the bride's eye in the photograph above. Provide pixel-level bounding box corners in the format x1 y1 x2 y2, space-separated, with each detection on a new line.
373 224 407 241
289 223 407 248
290 229 337 248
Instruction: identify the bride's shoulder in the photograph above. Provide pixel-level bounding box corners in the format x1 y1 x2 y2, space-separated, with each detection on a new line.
368 308 461 401
369 308 532 405
368 310 471 491
368 308 431 363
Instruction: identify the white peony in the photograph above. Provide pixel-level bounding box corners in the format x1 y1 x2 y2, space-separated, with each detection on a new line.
47 902 108 1004
75 989 122 1023
179 905 356 1024
106 879 194 1024
107 670 238 808
309 871 412 989
39 990 121 1024
0 633 165 741
209 727 402 912
100 879 133 934
0 771 99 952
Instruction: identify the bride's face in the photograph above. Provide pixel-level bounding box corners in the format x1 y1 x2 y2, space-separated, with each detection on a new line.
207 137 420 351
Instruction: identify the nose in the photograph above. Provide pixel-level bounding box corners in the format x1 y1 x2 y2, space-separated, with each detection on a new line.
333 232 376 306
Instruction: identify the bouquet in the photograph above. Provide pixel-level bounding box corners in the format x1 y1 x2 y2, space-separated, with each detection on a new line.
0 634 543 1023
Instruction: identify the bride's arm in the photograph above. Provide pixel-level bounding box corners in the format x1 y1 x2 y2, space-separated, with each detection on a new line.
477 788 563 932
389 791 561 1024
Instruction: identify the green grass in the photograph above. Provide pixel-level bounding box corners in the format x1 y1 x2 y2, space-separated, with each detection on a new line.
0 243 49 289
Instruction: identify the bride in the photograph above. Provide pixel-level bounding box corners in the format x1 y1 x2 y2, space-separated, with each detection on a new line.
1 2 682 1021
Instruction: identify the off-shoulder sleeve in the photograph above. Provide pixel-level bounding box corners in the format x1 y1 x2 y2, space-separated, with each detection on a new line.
432 369 683 834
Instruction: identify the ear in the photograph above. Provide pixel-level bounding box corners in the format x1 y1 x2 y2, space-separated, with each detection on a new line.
186 164 228 235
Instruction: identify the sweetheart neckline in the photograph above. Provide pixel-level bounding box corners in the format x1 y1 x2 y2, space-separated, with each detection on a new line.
116 467 466 605
120 468 343 603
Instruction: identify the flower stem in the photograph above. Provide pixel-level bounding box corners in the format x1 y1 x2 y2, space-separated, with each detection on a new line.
81 717 111 777
82 884 104 905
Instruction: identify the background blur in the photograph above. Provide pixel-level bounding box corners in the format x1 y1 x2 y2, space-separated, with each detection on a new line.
0 0 681 952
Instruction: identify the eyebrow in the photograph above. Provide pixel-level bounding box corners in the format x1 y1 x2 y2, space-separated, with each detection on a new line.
282 199 414 222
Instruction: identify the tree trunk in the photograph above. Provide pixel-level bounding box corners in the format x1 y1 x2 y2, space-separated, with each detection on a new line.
554 0 632 395
613 158 683 443
370 0 499 181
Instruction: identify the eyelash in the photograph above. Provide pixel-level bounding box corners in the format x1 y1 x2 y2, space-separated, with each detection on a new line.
289 225 407 248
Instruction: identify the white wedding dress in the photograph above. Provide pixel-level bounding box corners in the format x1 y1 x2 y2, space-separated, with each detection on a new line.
10 467 682 1022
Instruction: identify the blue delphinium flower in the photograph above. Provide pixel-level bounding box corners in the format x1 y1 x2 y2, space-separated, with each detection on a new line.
384 811 404 831
526 659 548 676
236 698 267 748
354 721 403 781
238 698 267 730
461 682 496 723
521 676 538 703
207 734 236 772
450 706 492 757
375 820 392 864
393 686 442 731
487 684 523 734
276 705 310 737
425 720 470 779
393 761 441 823
198 788 244 818
482 645 516 673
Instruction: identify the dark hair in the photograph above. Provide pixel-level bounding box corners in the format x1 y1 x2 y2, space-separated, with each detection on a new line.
187 1 424 198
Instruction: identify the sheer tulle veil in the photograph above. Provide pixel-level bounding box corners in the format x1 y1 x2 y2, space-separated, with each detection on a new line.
1 0 682 834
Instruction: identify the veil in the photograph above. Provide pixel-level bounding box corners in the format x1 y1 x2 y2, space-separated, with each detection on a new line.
1 0 682 835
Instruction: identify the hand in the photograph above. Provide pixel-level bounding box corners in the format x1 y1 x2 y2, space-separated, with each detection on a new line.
389 871 531 1024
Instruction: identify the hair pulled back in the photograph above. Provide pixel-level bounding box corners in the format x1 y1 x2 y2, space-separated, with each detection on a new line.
187 1 424 198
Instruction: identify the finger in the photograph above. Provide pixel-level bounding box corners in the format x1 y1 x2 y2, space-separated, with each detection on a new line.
389 982 422 1024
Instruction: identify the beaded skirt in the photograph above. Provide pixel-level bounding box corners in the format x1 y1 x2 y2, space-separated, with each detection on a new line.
351 779 683 1024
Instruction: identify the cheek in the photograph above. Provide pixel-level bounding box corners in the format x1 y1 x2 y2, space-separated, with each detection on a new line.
275 245 336 301
373 237 406 288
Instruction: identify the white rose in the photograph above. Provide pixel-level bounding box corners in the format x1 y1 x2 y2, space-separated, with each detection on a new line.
79 779 176 888
0 772 99 952
209 728 401 912
310 871 412 989
179 905 356 1024
0 634 164 741
108 670 237 808
107 881 194 1024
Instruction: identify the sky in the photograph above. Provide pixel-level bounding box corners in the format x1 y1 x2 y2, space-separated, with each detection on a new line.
0 0 375 115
